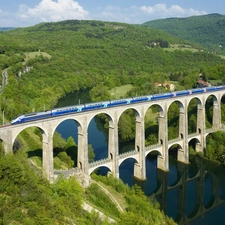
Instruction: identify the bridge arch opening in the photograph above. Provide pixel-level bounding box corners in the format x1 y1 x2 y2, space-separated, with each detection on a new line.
205 94 218 129
167 100 184 141
54 119 79 170
188 138 201 155
87 113 112 165
188 97 202 135
12 126 45 170
145 104 163 146
119 157 139 186
90 166 111 176
118 108 139 155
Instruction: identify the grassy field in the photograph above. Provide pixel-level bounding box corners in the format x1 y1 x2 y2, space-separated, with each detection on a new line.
166 44 199 53
109 84 133 99
23 51 51 63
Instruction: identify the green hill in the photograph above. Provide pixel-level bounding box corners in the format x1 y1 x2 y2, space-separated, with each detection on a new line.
142 13 225 55
0 20 225 122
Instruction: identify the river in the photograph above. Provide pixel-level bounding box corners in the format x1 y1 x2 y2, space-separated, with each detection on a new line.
55 90 225 225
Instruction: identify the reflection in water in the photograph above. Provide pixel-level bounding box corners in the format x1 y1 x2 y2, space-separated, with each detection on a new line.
146 158 225 225
118 153 225 224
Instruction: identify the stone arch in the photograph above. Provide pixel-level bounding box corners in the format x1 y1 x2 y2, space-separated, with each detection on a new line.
11 125 48 174
119 156 139 166
167 100 185 140
168 143 183 160
187 96 203 135
188 137 201 153
87 112 115 164
89 166 112 176
11 124 47 146
52 118 82 170
145 103 164 146
205 94 220 129
117 107 141 154
119 157 139 184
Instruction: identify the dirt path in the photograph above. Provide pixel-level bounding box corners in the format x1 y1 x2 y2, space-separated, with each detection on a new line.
91 180 124 212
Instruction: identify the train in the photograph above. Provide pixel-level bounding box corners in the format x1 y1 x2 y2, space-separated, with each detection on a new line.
11 85 225 124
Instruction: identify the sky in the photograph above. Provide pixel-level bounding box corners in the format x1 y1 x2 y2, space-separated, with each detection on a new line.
0 0 224 27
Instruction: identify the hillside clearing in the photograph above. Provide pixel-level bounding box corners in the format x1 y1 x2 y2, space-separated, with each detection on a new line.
109 84 133 99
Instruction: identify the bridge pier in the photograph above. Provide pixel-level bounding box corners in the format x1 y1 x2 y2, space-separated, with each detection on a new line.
178 102 189 164
108 117 119 178
2 129 13 154
134 110 146 180
77 119 89 175
196 104 206 153
42 133 54 182
157 106 169 171
212 99 221 129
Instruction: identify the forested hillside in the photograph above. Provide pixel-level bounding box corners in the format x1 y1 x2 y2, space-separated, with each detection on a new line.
142 13 225 55
1 19 225 122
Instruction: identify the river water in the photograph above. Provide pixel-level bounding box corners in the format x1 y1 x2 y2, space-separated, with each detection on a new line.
55 90 225 225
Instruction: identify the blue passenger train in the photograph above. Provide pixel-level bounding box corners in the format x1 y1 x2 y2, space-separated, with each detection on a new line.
11 85 225 124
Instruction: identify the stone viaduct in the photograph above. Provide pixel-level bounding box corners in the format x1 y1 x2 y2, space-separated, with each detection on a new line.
0 90 224 183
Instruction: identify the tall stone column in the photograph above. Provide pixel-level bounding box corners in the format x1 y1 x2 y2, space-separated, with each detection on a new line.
42 132 54 182
157 105 169 171
2 128 13 154
178 101 189 164
212 98 221 129
134 109 146 180
77 118 89 174
196 101 206 152
108 115 119 178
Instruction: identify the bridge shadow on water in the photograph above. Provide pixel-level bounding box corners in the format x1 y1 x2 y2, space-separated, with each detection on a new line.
116 154 225 225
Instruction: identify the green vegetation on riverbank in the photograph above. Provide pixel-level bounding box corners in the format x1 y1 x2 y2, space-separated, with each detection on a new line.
0 151 176 224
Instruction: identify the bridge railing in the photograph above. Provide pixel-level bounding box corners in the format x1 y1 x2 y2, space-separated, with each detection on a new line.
145 143 162 151
119 150 137 159
168 138 182 144
89 158 112 168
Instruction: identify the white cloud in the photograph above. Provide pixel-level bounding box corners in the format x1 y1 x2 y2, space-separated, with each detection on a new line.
139 4 207 20
18 0 89 25
0 2 208 27
92 4 207 24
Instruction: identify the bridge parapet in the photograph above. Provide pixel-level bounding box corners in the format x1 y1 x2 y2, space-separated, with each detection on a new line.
89 158 112 168
168 138 181 144
145 143 162 151
119 150 136 159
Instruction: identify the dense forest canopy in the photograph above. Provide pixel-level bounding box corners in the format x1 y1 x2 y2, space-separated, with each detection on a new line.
142 13 225 55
